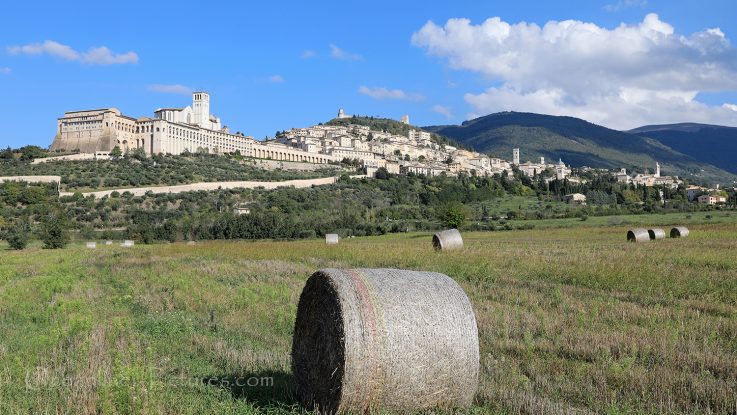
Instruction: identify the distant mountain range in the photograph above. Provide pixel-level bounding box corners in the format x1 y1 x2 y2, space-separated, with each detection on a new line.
424 112 737 185
629 123 737 176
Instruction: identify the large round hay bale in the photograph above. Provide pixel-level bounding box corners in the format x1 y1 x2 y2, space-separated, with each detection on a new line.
325 234 339 245
670 226 690 238
432 229 463 251
121 240 134 248
105 240 113 246
292 268 479 414
648 228 666 240
85 241 96 249
627 228 650 242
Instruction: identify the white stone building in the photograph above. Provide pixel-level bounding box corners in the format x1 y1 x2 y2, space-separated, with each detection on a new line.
51 92 253 156
408 129 431 142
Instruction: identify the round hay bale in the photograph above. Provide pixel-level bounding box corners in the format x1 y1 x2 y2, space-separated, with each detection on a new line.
292 268 479 414
85 241 97 249
121 240 134 248
186 240 196 246
325 234 339 245
105 240 113 246
647 228 666 240
432 229 464 251
627 228 650 243
670 226 690 238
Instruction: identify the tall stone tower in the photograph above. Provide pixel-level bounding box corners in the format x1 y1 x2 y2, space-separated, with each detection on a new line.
401 115 410 125
338 108 346 119
193 92 210 127
513 148 520 165
655 161 660 177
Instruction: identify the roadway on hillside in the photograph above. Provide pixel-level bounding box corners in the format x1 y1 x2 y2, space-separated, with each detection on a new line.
59 175 367 198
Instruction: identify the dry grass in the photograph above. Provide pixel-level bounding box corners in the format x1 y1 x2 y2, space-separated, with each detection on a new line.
0 221 735 414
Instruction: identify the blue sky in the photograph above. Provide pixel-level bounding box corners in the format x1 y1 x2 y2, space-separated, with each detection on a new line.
2 0 737 148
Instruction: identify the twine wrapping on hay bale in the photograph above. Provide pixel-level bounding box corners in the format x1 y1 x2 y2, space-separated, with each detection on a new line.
670 226 690 238
292 268 479 414
627 228 650 243
648 228 666 240
432 229 464 251
325 234 339 245
85 241 96 249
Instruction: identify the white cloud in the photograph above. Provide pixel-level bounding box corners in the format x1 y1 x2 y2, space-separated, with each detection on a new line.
8 40 79 60
412 14 737 129
268 75 285 83
301 50 317 59
605 0 647 12
358 86 424 101
0 67 10 75
148 84 193 95
432 104 454 119
7 40 138 65
724 103 737 112
81 46 138 65
330 44 363 61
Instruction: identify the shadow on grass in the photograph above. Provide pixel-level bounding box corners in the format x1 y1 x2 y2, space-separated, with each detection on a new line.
202 370 300 409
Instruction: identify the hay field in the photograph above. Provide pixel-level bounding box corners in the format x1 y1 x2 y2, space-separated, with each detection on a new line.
0 223 736 414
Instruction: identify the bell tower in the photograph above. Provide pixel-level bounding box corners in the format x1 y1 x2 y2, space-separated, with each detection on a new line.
193 92 210 127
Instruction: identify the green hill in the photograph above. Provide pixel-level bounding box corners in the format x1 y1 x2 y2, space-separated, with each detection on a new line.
425 112 736 184
630 123 737 176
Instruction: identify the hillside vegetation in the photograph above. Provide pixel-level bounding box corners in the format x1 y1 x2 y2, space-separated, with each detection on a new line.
425 112 736 184
1 223 735 414
5 169 734 246
0 153 338 192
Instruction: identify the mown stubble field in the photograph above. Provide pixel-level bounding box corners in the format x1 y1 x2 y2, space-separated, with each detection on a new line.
0 222 736 414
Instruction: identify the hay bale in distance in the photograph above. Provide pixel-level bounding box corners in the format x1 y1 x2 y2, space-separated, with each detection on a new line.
121 240 134 248
670 226 690 238
627 228 650 243
325 234 339 245
85 241 96 249
292 268 479 414
186 240 196 246
648 228 666 240
105 240 113 246
432 229 464 251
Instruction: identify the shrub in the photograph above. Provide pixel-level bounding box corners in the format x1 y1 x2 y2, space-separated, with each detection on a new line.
39 214 70 249
438 203 468 229
5 220 30 250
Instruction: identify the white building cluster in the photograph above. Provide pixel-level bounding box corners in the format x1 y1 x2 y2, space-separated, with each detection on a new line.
513 150 573 181
274 109 519 177
615 162 682 189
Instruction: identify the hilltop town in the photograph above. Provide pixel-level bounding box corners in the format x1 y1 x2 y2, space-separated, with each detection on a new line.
44 92 701 200
49 92 519 177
